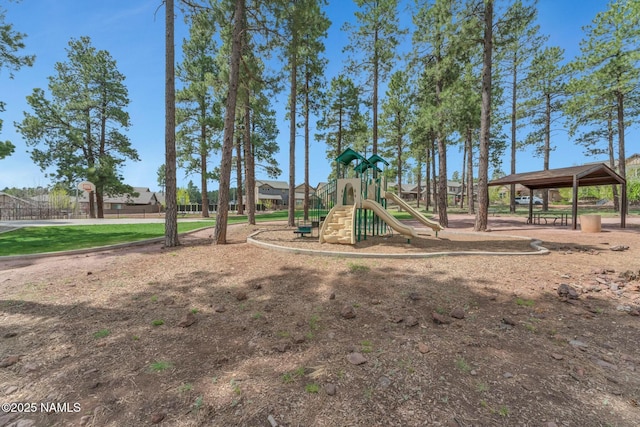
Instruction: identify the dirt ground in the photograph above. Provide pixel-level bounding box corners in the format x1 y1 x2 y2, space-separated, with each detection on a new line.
1 214 640 427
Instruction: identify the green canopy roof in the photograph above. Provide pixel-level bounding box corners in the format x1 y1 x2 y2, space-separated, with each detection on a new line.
353 160 380 174
335 148 366 166
335 149 388 175
367 154 389 167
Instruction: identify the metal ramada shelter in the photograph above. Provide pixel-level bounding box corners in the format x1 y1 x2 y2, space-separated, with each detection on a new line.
488 163 627 230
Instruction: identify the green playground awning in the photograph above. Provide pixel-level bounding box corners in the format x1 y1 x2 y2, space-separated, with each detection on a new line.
367 154 389 167
353 160 379 174
335 148 366 166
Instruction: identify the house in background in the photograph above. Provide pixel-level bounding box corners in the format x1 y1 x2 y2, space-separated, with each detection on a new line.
78 187 163 215
255 180 289 210
625 153 640 178
294 183 316 207
387 183 420 200
494 183 562 203
103 187 162 213
390 181 476 206
253 180 329 211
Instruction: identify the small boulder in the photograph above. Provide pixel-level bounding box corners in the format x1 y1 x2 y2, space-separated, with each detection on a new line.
417 343 430 354
0 355 20 368
340 305 356 319
178 312 197 328
557 283 579 299
404 316 419 327
151 412 165 424
324 383 337 396
432 312 451 325
450 307 466 319
347 352 367 365
620 270 638 281
502 317 516 326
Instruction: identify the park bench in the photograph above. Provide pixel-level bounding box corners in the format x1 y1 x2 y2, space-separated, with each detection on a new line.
293 225 312 237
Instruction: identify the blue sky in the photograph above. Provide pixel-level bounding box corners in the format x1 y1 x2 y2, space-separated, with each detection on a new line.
0 0 633 193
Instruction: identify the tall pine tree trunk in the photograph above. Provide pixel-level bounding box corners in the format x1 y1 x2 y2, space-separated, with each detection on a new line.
304 72 310 222
397 136 402 200
616 90 626 220
164 0 179 247
235 132 244 215
288 36 297 227
435 47 447 226
417 155 422 209
244 99 256 225
436 133 447 226
215 0 244 244
88 191 96 218
607 110 619 211
466 130 474 215
200 104 209 218
461 141 466 209
474 0 492 232
372 30 379 156
543 93 550 211
425 146 430 210
96 191 105 219
510 51 518 214
431 141 437 214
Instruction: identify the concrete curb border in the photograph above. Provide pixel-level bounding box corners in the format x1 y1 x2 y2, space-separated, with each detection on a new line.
247 229 549 259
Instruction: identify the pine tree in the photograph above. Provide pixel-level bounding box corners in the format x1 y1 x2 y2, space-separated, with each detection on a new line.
474 0 493 231
176 9 223 218
316 75 363 178
413 0 467 227
343 0 405 156
521 46 566 210
380 70 412 195
0 4 35 159
215 0 245 244
164 0 179 246
496 0 546 213
570 0 640 216
17 37 138 219
296 0 329 221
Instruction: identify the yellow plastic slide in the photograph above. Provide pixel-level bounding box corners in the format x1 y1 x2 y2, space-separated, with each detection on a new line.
384 192 444 233
361 199 418 238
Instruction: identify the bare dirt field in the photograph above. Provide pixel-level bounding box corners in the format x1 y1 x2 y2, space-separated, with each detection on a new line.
1 214 640 427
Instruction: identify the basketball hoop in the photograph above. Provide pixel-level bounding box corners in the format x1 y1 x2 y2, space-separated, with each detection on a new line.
77 181 96 192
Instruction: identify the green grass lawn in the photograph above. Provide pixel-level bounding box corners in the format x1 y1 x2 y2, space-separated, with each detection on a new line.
0 221 213 256
0 211 298 257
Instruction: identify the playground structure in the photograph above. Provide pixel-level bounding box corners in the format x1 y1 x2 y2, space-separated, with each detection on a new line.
313 149 443 245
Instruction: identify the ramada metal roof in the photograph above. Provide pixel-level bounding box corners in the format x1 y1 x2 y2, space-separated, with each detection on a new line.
488 163 625 189
488 163 627 230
